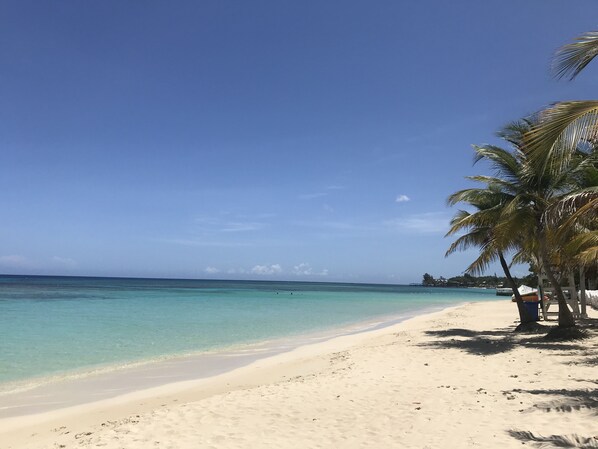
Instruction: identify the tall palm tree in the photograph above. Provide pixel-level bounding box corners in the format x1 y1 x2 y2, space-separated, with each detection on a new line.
446 183 534 325
496 123 597 329
453 121 595 329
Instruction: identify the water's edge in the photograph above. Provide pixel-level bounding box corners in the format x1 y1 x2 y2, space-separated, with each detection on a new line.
0 302 464 419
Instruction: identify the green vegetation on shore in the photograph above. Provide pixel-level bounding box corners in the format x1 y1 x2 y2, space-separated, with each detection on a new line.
422 273 537 289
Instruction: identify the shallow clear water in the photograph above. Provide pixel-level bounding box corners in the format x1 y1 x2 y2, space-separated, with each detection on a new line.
0 275 497 385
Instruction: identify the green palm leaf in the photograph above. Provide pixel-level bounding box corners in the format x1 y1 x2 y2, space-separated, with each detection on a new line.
525 101 598 174
553 31 598 80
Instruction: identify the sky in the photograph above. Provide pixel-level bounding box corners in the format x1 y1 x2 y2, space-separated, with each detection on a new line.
1 1 597 284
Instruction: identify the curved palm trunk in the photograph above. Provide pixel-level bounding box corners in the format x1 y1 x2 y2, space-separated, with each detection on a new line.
538 237 576 328
499 251 534 323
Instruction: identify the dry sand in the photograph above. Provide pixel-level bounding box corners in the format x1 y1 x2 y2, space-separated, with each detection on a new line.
2 300 597 449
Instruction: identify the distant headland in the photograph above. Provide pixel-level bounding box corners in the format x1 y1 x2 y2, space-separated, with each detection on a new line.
421 272 537 288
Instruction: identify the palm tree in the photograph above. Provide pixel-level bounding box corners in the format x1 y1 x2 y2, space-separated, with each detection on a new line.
500 125 597 329
453 121 595 329
446 183 535 325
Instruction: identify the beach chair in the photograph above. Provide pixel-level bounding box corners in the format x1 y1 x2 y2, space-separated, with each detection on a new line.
539 272 581 320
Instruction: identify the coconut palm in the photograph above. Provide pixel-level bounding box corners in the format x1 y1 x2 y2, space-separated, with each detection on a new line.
453 120 596 329
456 30 598 332
497 126 597 329
446 183 534 325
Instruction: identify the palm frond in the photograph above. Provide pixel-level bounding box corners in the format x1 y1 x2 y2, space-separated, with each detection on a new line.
577 245 598 266
496 119 533 147
465 176 519 195
511 247 536 266
445 230 490 257
549 189 598 225
524 101 598 173
553 31 598 80
472 145 523 183
447 188 491 206
465 248 498 276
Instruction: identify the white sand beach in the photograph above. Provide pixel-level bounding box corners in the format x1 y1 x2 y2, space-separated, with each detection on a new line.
2 300 597 449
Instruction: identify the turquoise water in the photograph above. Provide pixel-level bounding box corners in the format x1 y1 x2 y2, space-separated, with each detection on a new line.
0 275 497 386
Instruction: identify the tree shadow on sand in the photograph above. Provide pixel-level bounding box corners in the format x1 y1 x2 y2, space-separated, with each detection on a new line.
421 328 516 355
507 430 598 448
420 316 598 357
420 328 588 357
507 387 598 415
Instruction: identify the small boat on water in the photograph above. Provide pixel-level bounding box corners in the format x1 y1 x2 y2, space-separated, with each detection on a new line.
496 287 512 296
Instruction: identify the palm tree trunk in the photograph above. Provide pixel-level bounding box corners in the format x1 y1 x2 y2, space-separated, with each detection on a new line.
499 251 533 323
538 237 576 328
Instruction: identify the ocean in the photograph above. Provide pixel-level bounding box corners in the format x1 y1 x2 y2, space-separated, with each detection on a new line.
0 275 498 391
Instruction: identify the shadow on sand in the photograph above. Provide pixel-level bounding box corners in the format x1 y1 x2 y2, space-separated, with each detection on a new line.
422 316 598 447
420 315 598 358
508 387 598 414
507 430 598 448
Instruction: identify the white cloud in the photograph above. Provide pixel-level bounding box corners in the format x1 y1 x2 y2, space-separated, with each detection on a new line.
395 194 410 203
293 263 328 276
204 266 220 274
384 212 449 234
0 254 31 268
251 264 282 275
293 263 313 275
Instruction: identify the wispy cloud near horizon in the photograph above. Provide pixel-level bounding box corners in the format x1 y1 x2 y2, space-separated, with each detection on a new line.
383 212 450 234
251 264 282 275
293 262 328 276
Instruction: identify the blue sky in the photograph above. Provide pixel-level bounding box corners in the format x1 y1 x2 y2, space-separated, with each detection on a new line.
1 1 597 283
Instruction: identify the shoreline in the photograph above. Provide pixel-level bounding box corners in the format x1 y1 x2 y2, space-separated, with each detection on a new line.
3 300 597 448
0 302 461 419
